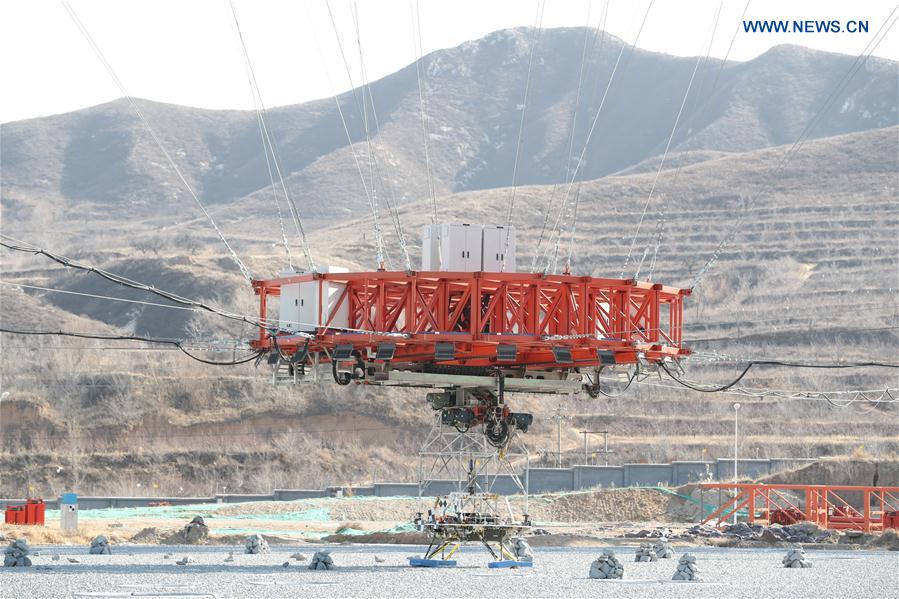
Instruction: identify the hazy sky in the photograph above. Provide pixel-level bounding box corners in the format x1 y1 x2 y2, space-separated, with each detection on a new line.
1 0 896 124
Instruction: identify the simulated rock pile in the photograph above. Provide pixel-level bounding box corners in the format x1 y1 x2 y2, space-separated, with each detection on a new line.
183 516 209 544
510 537 533 561
4 538 32 567
89 535 112 555
782 546 813 568
634 543 657 562
672 553 701 581
589 552 623 579
653 538 674 558
244 534 270 554
309 550 335 570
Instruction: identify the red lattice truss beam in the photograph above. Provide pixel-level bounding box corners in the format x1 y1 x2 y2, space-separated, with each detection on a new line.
250 271 691 369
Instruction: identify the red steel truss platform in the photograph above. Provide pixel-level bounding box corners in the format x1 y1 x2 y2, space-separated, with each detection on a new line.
250 270 690 370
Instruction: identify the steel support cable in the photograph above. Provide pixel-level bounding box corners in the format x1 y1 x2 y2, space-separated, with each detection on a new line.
624 1 723 280
410 1 444 270
540 5 614 274
660 360 899 394
0 236 271 332
646 0 737 281
228 1 292 269
322 0 388 268
547 0 655 277
501 0 546 272
228 0 315 272
776 4 899 172
550 3 608 274
688 6 899 290
0 328 264 366
350 2 411 271
549 4 602 273
60 1 253 282
412 1 439 227
647 0 748 283
611 376 899 407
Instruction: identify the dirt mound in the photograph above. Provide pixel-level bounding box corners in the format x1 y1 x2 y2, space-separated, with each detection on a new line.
761 458 899 487
523 488 688 523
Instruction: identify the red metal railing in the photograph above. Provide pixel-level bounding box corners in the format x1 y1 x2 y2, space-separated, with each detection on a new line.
250 271 690 369
700 483 899 532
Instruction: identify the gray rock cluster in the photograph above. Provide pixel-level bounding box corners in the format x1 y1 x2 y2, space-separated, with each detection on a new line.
309 550 335 570
510 537 533 561
290 552 307 562
672 553 701 581
682 522 834 544
89 535 112 555
244 534 270 554
589 552 623 579
4 538 32 567
183 516 209 544
634 543 657 562
625 527 673 539
782 545 813 568
175 556 195 566
653 538 674 558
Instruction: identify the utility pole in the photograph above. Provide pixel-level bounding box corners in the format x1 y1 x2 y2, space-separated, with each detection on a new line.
551 405 568 469
580 430 614 465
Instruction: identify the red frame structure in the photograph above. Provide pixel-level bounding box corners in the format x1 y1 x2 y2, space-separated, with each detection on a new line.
250 270 690 369
700 483 899 532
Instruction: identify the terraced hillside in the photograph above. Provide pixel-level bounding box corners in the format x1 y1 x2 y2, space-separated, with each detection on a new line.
1 29 896 497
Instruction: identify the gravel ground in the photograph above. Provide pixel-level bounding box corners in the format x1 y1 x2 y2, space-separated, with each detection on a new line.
0 544 895 598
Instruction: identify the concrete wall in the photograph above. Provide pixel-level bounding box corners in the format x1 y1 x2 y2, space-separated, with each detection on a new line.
625 464 674 487
526 468 573 493
573 466 625 489
0 458 818 509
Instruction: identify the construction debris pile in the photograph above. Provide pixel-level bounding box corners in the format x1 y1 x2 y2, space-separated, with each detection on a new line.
589 552 624 579
309 550 335 570
244 534 270 554
89 535 112 555
683 522 835 543
3 538 32 567
672 553 701 581
782 545 813 568
634 543 657 562
510 537 533 561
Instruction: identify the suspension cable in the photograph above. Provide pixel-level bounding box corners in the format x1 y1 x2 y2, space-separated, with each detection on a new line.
0 327 264 366
60 1 253 282
545 0 654 274
322 0 388 268
413 0 439 228
501 0 545 272
533 3 600 273
624 0 723 280
228 0 315 272
660 360 899 394
1 235 268 331
646 0 736 281
689 5 898 290
350 1 412 270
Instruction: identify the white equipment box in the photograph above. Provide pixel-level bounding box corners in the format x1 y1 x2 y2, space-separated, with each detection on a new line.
421 223 483 272
481 225 516 272
279 266 349 334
